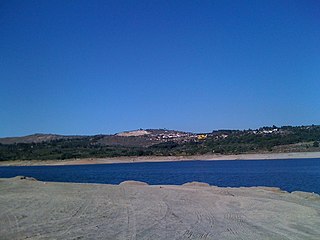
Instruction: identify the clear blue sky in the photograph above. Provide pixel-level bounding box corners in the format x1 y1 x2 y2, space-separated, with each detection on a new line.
1 0 319 137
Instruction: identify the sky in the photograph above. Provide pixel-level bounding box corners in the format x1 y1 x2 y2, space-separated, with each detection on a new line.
1 0 320 137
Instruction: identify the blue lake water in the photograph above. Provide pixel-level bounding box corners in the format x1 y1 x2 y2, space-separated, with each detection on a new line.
0 158 320 193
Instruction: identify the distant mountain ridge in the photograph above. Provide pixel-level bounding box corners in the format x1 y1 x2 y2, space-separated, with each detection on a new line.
0 129 195 146
0 133 77 145
0 126 319 161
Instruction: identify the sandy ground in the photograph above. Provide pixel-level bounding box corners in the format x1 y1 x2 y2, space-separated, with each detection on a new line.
0 177 319 240
1 151 320 166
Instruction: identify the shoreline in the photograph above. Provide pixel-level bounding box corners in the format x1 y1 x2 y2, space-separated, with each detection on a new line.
0 151 320 166
1 177 319 239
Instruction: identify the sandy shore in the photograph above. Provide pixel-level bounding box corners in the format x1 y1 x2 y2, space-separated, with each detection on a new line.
0 177 319 239
1 151 320 166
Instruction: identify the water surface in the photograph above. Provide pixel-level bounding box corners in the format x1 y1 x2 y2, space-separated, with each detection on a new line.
0 158 319 193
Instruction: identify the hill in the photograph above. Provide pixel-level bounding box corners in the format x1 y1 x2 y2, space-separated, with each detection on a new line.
0 134 70 144
0 125 319 161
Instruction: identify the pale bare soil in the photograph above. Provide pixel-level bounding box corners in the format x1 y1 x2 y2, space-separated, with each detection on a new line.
0 177 319 239
1 151 320 166
116 130 151 137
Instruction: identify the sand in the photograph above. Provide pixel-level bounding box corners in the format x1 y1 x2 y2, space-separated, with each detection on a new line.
1 151 320 166
0 177 319 239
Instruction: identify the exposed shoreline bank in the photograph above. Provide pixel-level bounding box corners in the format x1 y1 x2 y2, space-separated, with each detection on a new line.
1 151 320 166
1 177 319 239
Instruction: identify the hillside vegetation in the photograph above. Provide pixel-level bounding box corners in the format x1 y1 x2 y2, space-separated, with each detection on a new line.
0 126 319 161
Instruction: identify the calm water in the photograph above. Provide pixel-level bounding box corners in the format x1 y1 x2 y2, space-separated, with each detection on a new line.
0 158 320 193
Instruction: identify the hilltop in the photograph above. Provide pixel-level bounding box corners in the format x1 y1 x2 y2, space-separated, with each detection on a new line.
0 125 320 161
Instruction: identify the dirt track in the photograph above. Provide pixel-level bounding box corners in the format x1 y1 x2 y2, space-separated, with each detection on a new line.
0 177 319 239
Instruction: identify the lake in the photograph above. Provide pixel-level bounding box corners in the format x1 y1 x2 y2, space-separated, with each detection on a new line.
0 158 319 193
